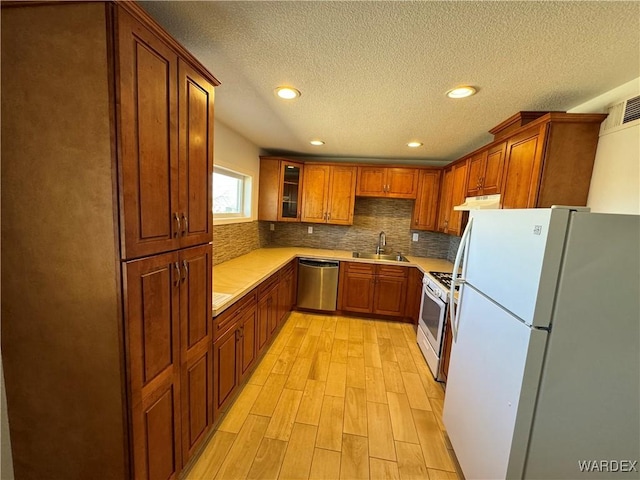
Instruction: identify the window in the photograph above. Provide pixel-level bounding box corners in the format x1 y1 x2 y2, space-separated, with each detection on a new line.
212 166 251 220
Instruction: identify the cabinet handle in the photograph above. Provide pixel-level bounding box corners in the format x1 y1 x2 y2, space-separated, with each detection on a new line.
327 212 331 221
173 213 181 238
173 262 181 287
235 329 240 342
181 260 188 283
181 213 188 236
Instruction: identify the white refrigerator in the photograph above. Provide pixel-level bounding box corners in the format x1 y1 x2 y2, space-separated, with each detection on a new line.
442 207 640 479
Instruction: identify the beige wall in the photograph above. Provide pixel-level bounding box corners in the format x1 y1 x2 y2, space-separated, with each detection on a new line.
568 78 640 214
213 119 262 223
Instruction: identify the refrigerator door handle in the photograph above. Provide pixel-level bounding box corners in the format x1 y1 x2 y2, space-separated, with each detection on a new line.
450 216 473 342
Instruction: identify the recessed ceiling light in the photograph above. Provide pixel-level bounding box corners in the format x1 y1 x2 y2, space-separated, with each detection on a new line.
275 86 301 100
407 142 423 148
446 86 477 99
310 140 325 146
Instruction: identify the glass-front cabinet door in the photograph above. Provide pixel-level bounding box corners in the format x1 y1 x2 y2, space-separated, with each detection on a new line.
278 161 303 221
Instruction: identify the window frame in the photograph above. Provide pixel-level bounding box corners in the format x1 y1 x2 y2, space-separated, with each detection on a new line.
212 165 252 223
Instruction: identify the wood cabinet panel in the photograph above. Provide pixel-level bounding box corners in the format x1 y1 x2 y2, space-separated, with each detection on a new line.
257 276 279 354
1 3 218 479
178 60 214 248
449 161 469 235
144 383 180 480
386 168 419 198
182 348 211 461
179 244 212 464
119 10 179 260
405 268 423 324
339 262 408 318
355 167 386 196
437 161 468 236
482 142 506 195
278 262 296 326
301 165 356 225
239 307 258 381
437 168 453 232
373 275 407 317
501 126 546 209
125 251 182 480
327 166 357 224
356 167 418 199
412 169 441 231
301 164 330 223
213 326 239 419
465 152 486 197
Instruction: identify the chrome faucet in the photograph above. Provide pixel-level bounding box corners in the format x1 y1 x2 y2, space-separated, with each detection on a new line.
376 231 386 254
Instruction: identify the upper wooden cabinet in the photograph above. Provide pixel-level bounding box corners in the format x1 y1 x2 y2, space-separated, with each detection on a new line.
465 142 506 197
356 167 419 199
499 113 607 209
301 164 357 225
119 14 214 260
412 169 441 231
437 160 468 236
258 157 304 222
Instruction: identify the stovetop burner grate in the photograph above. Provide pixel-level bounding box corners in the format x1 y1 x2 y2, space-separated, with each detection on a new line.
428 271 460 291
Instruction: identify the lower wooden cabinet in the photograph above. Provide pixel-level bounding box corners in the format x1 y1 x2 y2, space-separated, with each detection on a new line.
404 267 424 325
212 262 292 422
125 244 212 478
338 262 408 318
212 290 258 420
278 260 297 325
213 323 241 420
439 303 455 383
258 273 280 354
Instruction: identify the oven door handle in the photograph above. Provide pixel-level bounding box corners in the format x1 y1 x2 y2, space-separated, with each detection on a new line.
450 216 473 343
423 284 446 308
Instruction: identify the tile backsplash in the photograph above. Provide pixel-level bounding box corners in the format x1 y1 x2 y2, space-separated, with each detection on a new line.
263 197 453 258
212 221 268 265
213 198 461 265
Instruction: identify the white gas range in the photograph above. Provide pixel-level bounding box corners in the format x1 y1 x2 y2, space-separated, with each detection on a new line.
416 271 457 382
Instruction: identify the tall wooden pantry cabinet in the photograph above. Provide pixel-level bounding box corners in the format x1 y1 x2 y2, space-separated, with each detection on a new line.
1 3 217 480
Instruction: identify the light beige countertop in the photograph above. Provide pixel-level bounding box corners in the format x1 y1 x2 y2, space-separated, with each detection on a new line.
212 247 454 316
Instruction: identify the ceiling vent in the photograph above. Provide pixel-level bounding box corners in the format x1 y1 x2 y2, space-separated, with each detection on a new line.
600 94 640 136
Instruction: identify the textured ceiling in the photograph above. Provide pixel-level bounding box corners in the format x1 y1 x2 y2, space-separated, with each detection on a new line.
140 1 640 165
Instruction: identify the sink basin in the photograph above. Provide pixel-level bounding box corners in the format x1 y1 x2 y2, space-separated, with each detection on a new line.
352 252 409 262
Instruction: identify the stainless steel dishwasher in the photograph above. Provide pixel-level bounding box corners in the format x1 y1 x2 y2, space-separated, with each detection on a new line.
297 258 339 311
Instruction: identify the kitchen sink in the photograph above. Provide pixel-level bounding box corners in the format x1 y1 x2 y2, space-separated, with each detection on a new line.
352 252 409 262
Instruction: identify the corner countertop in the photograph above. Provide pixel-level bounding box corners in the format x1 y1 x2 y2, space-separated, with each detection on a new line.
212 247 454 316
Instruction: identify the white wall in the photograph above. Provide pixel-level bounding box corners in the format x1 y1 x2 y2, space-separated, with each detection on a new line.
568 78 640 214
213 120 261 223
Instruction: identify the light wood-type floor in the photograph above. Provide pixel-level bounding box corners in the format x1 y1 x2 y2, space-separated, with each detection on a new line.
187 312 463 480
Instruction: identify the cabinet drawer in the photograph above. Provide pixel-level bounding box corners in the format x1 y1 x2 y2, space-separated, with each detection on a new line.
377 265 408 278
344 262 376 275
213 290 256 340
258 272 280 298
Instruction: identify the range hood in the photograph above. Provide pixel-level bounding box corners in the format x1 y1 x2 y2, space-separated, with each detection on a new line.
453 194 501 211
